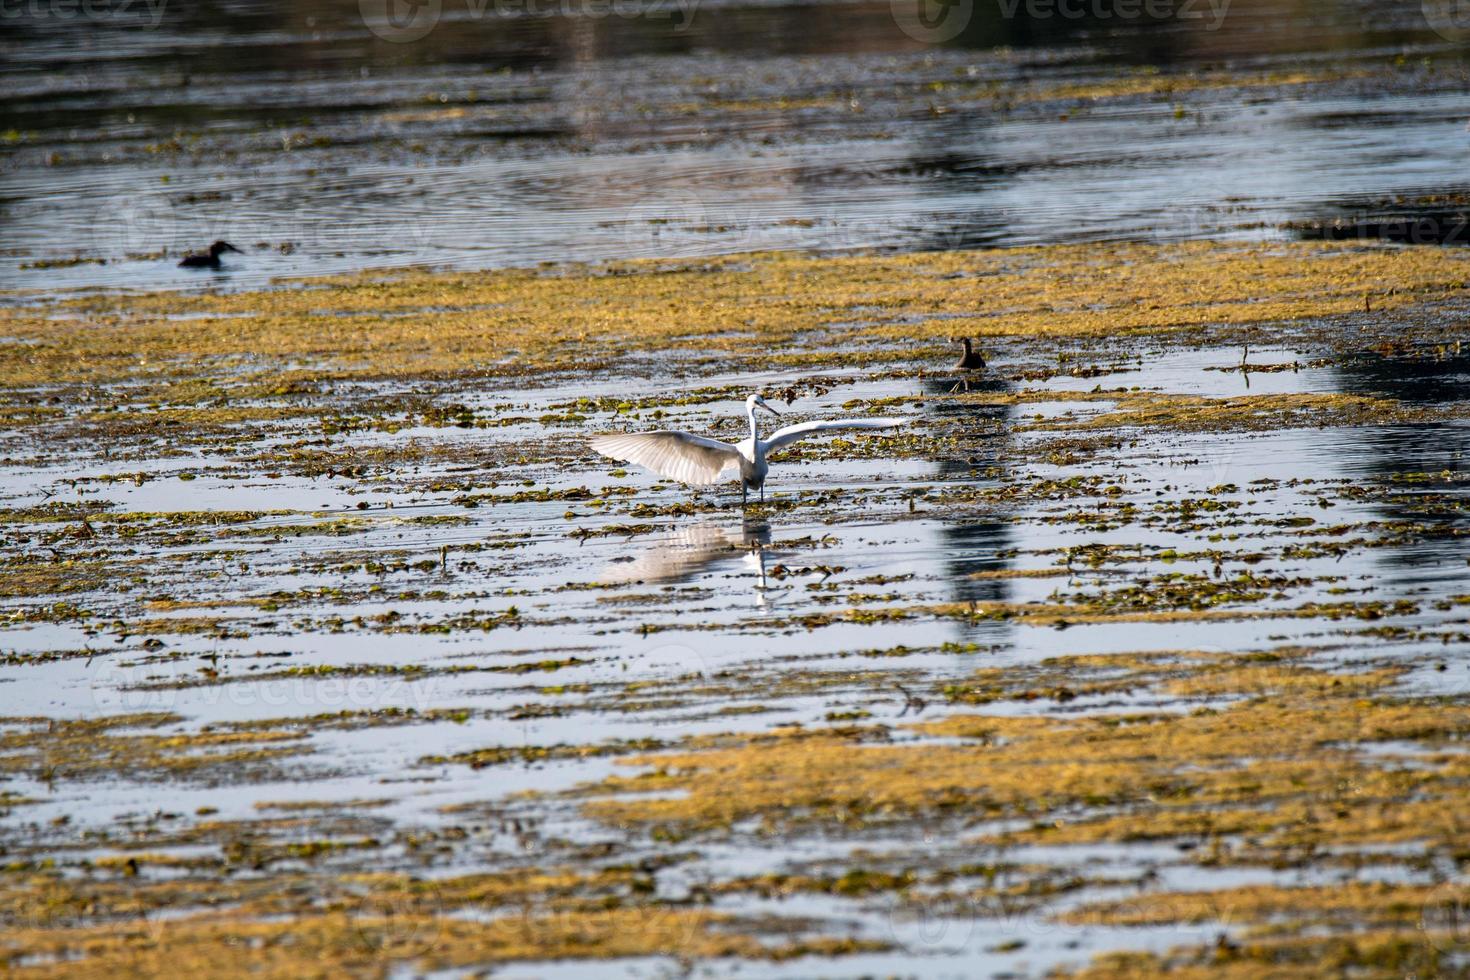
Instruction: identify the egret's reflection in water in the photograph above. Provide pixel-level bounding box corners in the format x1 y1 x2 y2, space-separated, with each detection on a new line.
602 519 792 607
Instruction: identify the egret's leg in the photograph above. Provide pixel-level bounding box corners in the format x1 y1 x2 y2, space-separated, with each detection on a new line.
742 484 747 508
760 484 765 503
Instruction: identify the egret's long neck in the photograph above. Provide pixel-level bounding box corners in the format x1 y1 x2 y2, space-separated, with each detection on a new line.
747 404 760 445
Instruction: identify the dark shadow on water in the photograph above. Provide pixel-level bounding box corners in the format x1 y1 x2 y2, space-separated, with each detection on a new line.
1332 353 1470 586
920 370 1013 413
1290 210 1470 247
1337 352 1470 406
937 516 1016 611
921 369 1018 615
1285 186 1470 248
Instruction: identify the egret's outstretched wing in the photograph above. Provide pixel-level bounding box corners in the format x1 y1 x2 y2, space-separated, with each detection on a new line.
763 418 907 454
591 431 740 486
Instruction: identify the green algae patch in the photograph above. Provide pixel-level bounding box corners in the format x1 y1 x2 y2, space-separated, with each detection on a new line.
574 663 1470 848
1067 881 1465 928
721 59 1359 122
1062 883 1467 978
0 865 886 978
782 593 1424 631
6 236 1470 979
422 736 670 769
3 241 1467 387
1068 930 1448 979
1012 66 1373 106
1028 391 1449 434
712 868 920 898
0 713 308 782
0 559 117 598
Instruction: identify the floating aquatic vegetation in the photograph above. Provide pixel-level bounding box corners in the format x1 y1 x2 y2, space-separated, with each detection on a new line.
4 239 1470 976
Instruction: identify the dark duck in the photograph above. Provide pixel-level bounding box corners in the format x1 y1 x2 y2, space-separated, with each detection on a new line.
178 240 242 269
950 337 987 391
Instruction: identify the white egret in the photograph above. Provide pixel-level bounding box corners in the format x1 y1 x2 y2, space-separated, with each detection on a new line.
591 393 907 505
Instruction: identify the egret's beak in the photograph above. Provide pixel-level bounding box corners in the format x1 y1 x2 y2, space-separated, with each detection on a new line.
222 242 243 253
758 401 781 417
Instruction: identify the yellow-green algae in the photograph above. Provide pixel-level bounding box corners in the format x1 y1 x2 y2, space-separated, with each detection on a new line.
678 65 1374 117
0 867 883 979
1061 881 1469 977
3 241 1467 387
554 653 1470 972
0 713 306 781
574 657 1470 853
1067 929 1448 978
1023 391 1464 433
6 654 1469 974
5 238 1470 976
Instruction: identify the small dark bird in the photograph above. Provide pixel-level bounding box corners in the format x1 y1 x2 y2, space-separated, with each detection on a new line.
950 336 986 392
178 240 242 269
954 336 987 371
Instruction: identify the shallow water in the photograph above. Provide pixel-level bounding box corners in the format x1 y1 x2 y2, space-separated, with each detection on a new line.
3 331 1469 973
3 0 1469 293
5 2 1470 961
